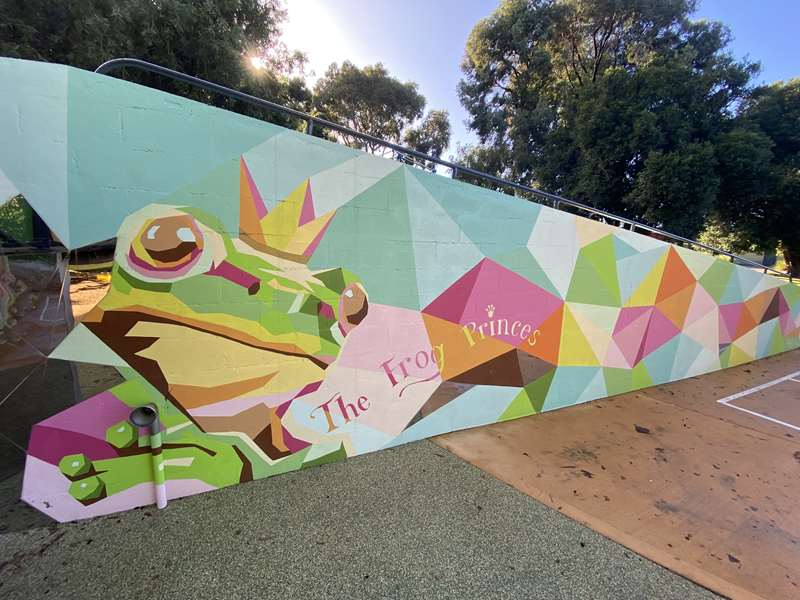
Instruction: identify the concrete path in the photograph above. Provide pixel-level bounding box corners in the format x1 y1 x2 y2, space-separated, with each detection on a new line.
0 440 717 600
436 349 800 599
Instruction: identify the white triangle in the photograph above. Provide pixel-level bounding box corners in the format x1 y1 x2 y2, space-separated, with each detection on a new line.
527 205 577 298
675 246 715 280
683 309 718 353
50 323 130 367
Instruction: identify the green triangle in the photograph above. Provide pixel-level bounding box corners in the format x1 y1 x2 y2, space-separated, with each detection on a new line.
493 247 561 297
309 169 420 309
603 367 632 397
522 369 556 413
719 345 732 368
567 235 621 307
499 387 535 422
631 361 653 390
698 259 735 304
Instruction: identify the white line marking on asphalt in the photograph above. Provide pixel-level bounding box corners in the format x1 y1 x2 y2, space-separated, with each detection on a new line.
716 370 800 433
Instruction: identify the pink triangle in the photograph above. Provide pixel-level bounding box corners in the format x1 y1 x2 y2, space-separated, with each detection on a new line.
422 258 563 341
637 308 680 362
299 182 315 226
423 261 486 324
780 308 793 336
604 338 631 369
685 284 716 325
612 307 653 367
718 303 742 345
303 216 333 258
242 159 268 219
614 306 652 335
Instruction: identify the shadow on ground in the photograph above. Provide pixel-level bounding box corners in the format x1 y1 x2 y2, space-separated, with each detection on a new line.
0 440 718 600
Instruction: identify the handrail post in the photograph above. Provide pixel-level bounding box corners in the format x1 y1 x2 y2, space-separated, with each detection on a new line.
306 118 314 136
451 166 458 179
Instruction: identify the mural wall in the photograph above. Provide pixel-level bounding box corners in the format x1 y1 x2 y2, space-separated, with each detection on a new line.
1 58 798 521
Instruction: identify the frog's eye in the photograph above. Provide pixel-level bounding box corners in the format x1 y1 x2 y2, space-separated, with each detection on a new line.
338 283 368 334
127 214 204 277
116 208 223 283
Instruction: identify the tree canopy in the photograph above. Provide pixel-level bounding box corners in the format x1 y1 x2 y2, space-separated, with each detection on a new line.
0 0 312 128
459 0 759 238
706 80 800 274
313 61 450 163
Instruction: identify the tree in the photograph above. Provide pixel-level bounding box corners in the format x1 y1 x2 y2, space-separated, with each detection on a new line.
0 0 312 129
458 0 758 238
708 80 800 276
402 109 452 170
313 61 451 162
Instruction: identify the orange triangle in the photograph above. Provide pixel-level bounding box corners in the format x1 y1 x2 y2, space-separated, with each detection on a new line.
734 303 758 340
239 158 268 249
744 288 775 325
518 304 563 365
656 247 695 303
656 282 695 329
421 313 514 381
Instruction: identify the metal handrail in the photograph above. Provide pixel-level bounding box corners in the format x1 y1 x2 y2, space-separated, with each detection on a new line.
94 58 790 281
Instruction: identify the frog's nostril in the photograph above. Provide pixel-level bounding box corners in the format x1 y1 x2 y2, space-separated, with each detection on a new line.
139 216 202 264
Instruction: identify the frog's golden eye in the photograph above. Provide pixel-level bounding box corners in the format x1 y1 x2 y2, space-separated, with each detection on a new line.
128 215 204 277
338 283 368 334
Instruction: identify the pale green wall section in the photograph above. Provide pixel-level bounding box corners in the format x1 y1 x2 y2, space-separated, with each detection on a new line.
0 59 69 244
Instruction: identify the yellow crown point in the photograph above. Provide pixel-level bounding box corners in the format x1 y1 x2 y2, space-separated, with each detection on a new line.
239 157 335 262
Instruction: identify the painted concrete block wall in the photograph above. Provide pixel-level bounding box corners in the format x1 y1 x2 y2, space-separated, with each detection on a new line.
1 59 798 521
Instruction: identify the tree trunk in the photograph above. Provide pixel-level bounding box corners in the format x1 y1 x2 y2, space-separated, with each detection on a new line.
783 247 800 278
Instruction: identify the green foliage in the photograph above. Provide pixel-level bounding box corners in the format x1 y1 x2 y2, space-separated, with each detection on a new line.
0 195 33 243
313 61 451 161
403 109 452 169
0 0 312 129
459 0 758 238
710 79 800 274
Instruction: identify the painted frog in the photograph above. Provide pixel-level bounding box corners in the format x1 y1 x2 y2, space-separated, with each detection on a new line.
56 158 370 503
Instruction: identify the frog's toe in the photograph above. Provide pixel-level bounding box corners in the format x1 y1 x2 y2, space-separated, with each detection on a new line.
59 454 108 504
58 453 92 478
68 476 106 502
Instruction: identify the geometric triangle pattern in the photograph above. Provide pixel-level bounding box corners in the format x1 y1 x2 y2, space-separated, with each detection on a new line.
6 59 798 521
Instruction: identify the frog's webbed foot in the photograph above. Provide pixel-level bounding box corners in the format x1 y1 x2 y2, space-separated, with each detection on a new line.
58 417 248 504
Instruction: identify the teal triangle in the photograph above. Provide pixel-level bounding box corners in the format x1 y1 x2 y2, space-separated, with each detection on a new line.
576 368 607 403
642 335 681 385
756 318 779 358
670 334 703 380
719 269 744 304
408 167 541 257
735 266 764 301
244 132 360 212
613 235 639 261
542 366 605 411
385 385 521 448
493 247 561 298
309 169 420 309
403 169 485 306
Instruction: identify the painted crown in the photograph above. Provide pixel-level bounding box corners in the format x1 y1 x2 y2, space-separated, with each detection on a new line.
239 158 334 262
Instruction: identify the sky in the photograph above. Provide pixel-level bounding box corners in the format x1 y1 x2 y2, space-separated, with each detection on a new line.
281 0 800 156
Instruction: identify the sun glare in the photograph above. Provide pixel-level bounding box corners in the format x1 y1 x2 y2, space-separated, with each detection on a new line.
249 56 265 70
